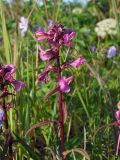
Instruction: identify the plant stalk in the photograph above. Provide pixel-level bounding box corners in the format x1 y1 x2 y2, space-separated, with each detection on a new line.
57 54 65 160
2 97 13 160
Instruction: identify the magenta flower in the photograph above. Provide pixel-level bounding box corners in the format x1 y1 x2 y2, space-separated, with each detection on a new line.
4 64 16 74
70 57 86 68
35 31 48 41
58 76 74 93
61 57 86 70
115 110 120 123
37 65 52 83
0 64 16 83
37 72 50 83
63 32 76 46
0 64 16 81
4 72 14 82
12 80 26 92
39 48 55 61
0 64 26 92
35 22 76 49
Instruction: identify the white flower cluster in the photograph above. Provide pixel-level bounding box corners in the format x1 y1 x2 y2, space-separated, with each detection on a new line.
19 17 28 37
72 7 83 15
95 18 117 38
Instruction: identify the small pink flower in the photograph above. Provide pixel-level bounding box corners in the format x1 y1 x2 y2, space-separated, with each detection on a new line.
0 64 16 82
35 31 48 41
37 65 52 83
64 32 76 46
70 57 86 68
115 110 120 123
4 72 14 82
12 80 26 92
37 72 50 83
39 48 55 61
58 76 74 93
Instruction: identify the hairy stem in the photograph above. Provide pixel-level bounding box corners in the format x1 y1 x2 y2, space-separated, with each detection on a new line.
56 54 65 160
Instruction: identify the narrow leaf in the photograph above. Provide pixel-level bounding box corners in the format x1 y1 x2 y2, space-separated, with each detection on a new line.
26 120 58 136
14 133 40 160
63 148 90 160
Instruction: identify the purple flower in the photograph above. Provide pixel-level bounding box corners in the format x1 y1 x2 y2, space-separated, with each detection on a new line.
115 110 120 123
63 32 76 46
0 64 26 92
35 31 49 41
35 22 76 49
0 64 16 76
58 76 74 93
19 17 28 36
4 64 16 74
37 65 52 83
39 48 55 61
4 72 14 82
0 108 4 129
61 57 86 70
107 46 116 58
12 80 26 92
70 57 86 68
37 72 50 83
91 45 96 52
0 64 16 82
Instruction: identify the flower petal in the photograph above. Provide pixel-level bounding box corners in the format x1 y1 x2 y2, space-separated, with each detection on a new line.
39 48 55 61
59 76 73 93
12 80 26 92
70 57 86 68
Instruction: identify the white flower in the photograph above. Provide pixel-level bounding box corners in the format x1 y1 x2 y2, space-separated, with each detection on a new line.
72 7 83 15
19 17 28 36
94 18 117 38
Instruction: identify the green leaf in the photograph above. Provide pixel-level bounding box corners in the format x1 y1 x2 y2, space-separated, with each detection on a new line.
14 133 40 160
0 136 10 160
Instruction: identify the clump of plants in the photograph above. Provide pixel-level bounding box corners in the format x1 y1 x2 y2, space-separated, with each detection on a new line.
0 64 25 159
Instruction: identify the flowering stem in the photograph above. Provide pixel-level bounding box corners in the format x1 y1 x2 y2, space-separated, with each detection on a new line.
3 98 8 129
2 97 13 160
56 54 65 160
